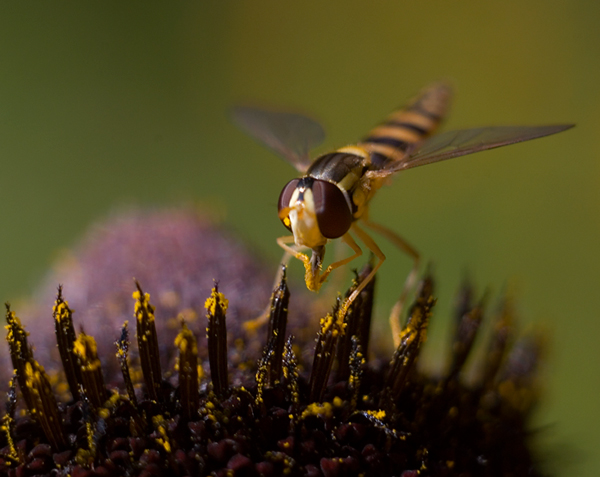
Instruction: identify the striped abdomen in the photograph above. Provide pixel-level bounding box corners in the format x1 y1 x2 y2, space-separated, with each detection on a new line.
359 82 452 170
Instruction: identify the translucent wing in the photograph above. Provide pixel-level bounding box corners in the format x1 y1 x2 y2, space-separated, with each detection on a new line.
382 124 574 173
232 106 326 173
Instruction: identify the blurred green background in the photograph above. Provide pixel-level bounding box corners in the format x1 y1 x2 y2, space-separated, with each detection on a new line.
0 1 597 474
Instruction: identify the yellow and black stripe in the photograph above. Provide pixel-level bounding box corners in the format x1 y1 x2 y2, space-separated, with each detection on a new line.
359 82 452 170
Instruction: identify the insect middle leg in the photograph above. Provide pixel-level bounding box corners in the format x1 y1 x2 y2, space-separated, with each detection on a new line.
361 218 420 348
318 233 363 288
337 223 386 320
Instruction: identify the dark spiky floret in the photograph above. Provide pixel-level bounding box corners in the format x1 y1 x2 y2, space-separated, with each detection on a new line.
133 281 164 404
0 210 546 476
3 208 307 388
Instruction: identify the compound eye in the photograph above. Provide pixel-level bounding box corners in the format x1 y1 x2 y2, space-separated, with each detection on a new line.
278 179 300 231
312 180 352 239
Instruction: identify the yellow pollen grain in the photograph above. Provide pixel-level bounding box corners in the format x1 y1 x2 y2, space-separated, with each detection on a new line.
301 402 333 420
53 301 71 320
73 339 86 359
205 288 229 315
366 409 386 420
133 291 156 322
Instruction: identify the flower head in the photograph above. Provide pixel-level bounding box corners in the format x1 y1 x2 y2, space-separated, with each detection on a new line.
0 209 545 476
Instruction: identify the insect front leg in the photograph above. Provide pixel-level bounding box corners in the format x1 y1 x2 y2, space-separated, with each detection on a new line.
361 219 420 348
275 235 323 291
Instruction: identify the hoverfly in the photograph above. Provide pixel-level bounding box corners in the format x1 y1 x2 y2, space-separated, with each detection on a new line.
233 82 573 344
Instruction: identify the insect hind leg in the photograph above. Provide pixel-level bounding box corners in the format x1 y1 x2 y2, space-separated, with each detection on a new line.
361 219 420 348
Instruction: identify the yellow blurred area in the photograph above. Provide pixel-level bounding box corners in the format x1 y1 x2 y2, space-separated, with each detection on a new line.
0 2 597 475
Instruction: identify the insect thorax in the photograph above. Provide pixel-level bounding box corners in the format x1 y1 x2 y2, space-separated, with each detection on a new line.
307 152 366 185
307 151 377 221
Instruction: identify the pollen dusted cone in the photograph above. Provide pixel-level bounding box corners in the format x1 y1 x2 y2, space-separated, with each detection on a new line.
0 207 547 476
3 208 314 387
